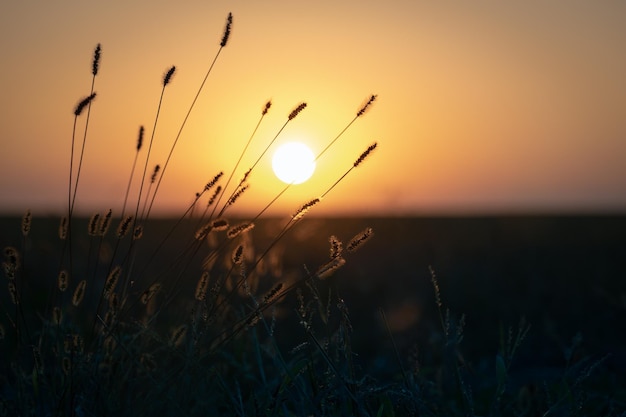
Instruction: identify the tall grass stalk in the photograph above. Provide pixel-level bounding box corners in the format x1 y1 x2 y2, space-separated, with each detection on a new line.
120 126 145 219
207 100 272 221
143 13 233 223
134 65 176 226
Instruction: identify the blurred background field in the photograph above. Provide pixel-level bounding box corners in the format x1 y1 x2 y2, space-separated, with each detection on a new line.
1 214 625 397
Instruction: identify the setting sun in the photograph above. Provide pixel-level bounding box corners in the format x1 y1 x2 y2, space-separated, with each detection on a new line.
271 141 316 184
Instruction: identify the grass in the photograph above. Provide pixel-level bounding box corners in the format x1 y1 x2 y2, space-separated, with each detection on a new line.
1 13 624 417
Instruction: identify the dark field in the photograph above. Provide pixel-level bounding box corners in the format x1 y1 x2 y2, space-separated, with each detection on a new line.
1 215 625 413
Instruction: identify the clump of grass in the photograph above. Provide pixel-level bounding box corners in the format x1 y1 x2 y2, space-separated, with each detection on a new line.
0 12 387 417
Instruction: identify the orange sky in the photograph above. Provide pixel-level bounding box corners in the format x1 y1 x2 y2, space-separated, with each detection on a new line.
1 1 625 217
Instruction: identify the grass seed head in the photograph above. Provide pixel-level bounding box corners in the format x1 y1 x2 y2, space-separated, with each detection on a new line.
195 223 212 240
262 283 283 305
150 164 161 183
163 65 176 86
226 185 249 206
3 247 19 276
346 227 373 253
141 283 161 304
220 13 233 47
117 216 133 238
207 185 221 207
52 307 63 325
232 244 244 265
211 218 229 231
329 235 343 259
195 271 209 301
72 280 87 307
353 143 377 167
356 94 378 117
7 281 17 304
88 213 100 236
292 198 320 220
58 270 69 292
205 171 223 191
21 209 32 237
74 93 96 116
58 216 68 240
136 126 144 151
104 266 121 296
99 209 112 236
315 257 346 280
92 43 101 76
288 102 307 120
170 325 188 347
108 292 119 311
227 222 254 239
262 100 272 115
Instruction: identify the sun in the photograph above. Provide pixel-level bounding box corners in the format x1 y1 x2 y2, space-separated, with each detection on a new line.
272 141 316 184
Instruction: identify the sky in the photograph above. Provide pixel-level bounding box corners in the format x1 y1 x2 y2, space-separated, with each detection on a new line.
1 1 625 217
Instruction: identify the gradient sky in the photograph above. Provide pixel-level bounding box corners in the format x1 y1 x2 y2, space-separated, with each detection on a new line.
1 1 625 217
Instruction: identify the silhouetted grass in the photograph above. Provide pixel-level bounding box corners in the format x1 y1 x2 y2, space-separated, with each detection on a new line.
1 12 624 417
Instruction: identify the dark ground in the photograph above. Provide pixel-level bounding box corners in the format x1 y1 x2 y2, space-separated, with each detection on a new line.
1 214 625 396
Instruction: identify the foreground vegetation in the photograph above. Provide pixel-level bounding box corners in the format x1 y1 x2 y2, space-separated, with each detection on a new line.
1 13 623 416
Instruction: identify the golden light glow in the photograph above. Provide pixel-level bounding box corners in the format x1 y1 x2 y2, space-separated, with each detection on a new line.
271 142 316 184
1 3 625 216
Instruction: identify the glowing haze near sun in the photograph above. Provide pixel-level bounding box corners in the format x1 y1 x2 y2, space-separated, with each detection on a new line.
272 142 316 184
